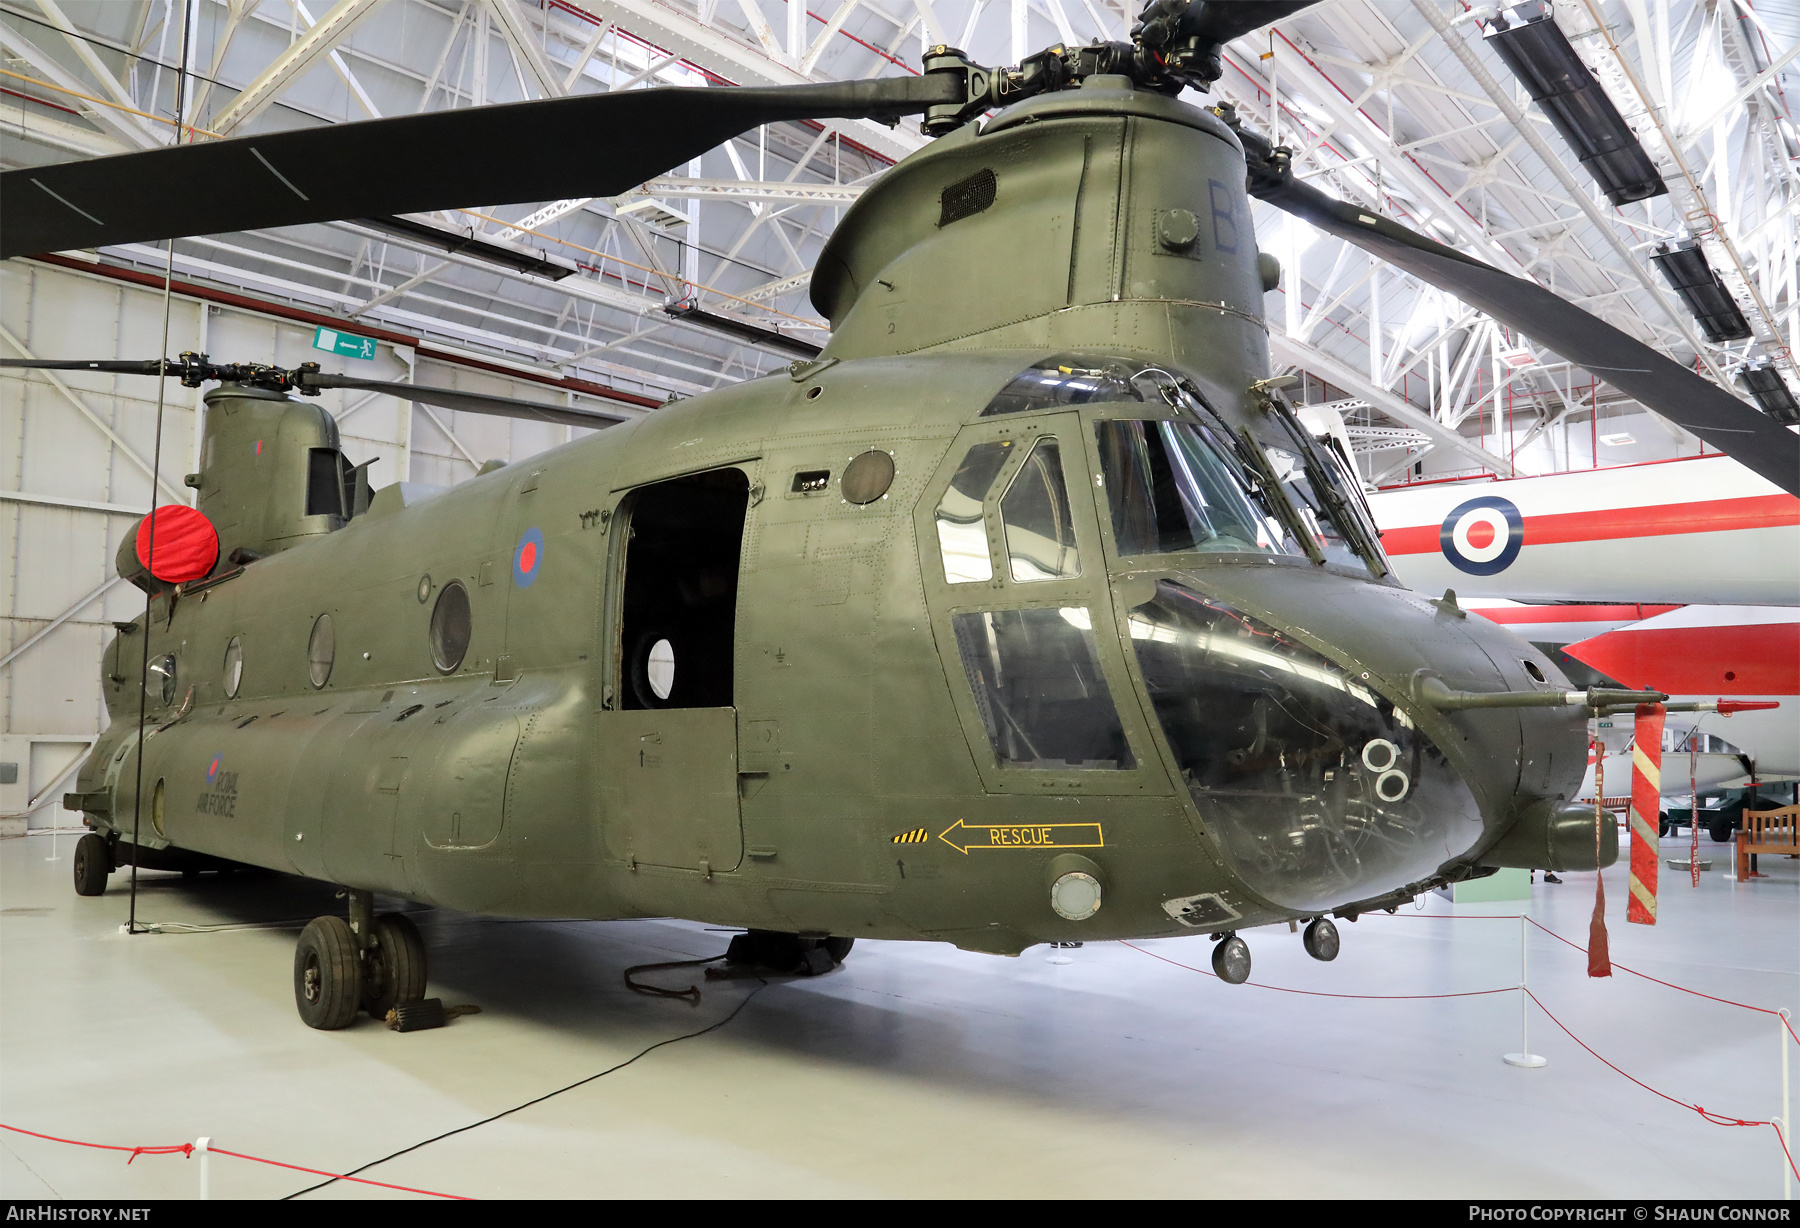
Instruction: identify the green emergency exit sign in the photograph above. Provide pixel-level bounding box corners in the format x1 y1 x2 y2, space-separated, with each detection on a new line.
312 326 377 360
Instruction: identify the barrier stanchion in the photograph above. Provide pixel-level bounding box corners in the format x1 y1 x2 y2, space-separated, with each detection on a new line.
1504 913 1547 1068
1783 1009 1793 1202
196 1136 210 1201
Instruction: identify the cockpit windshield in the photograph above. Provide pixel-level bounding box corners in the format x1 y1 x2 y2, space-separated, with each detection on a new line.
1260 404 1390 578
983 355 1390 576
1261 445 1366 570
1096 418 1302 558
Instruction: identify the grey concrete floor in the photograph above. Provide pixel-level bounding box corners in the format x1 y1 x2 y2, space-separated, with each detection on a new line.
1 829 1794 1200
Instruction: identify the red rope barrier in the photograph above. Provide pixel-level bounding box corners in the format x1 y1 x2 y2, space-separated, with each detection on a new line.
1124 938 1796 1184
207 1147 470 1199
1121 941 1515 999
1356 912 1800 1049
1521 917 1800 1048
0 1124 468 1199
0 1124 192 1163
1524 989 1800 1184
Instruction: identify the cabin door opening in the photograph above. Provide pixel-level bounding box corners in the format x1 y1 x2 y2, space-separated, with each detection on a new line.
601 467 749 872
619 468 748 710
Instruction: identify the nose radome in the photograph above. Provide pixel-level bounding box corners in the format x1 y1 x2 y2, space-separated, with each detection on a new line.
1166 564 1586 807
1121 574 1493 912
1125 566 1592 907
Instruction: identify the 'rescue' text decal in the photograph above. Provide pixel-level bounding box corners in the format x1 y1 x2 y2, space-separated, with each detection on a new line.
937 820 1103 854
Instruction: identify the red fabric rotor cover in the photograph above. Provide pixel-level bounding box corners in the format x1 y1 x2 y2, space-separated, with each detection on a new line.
134 504 219 583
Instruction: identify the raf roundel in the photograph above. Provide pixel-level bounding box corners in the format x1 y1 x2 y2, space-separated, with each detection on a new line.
1438 496 1524 577
206 754 223 785
513 527 545 588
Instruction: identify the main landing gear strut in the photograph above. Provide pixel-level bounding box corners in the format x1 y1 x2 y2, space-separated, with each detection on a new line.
294 889 427 1029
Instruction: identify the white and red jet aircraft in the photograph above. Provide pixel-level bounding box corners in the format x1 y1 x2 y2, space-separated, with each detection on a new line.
1366 453 1795 790
1367 454 1799 605
1566 605 1796 781
1459 600 1679 646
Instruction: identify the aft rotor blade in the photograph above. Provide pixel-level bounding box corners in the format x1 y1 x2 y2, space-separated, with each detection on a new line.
1254 174 1800 495
0 76 959 260
303 373 629 430
0 357 170 375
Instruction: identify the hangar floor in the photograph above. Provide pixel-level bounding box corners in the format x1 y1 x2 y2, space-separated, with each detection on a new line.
0 830 1794 1200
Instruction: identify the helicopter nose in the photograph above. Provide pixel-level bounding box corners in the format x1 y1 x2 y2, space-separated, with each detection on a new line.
1119 568 1585 912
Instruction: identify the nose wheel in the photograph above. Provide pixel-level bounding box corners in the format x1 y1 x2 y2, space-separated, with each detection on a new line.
1211 933 1251 984
1303 917 1340 962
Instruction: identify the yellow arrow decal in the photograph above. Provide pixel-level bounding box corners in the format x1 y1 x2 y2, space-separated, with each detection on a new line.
936 820 1104 855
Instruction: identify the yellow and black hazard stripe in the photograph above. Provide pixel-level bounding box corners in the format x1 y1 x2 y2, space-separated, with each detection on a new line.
891 828 929 844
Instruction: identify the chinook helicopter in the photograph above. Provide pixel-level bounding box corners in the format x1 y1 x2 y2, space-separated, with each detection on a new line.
5 0 1792 1030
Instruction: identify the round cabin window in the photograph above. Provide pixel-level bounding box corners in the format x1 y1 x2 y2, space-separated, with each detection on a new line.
307 614 335 689
840 449 896 504
430 581 472 674
647 638 676 700
223 636 243 699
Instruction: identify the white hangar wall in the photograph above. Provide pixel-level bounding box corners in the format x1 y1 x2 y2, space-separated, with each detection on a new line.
0 258 622 829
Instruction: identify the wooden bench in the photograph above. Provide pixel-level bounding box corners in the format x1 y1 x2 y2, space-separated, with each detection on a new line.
1736 804 1800 879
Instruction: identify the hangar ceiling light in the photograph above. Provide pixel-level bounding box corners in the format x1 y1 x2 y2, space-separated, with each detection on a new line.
1650 241 1753 345
1484 6 1667 207
1737 363 1800 426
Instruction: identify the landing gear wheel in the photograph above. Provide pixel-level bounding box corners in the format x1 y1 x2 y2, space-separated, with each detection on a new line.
362 913 428 1019
1302 917 1339 962
824 936 853 964
72 834 110 897
294 916 360 1030
1658 813 1671 838
1708 820 1735 844
1212 934 1251 984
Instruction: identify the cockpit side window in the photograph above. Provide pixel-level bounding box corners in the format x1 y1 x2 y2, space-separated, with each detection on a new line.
933 440 1013 583
1000 438 1080 582
1096 419 1302 559
951 606 1135 770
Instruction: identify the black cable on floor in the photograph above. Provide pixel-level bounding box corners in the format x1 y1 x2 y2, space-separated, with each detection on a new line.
282 979 769 1199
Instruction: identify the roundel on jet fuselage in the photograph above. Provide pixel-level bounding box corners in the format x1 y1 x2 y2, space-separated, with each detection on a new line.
1439 496 1524 576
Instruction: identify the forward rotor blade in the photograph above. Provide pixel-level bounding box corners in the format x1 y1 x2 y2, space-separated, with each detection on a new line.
303 373 629 430
0 76 959 260
1183 1 1318 47
1253 173 1800 495
0 357 170 375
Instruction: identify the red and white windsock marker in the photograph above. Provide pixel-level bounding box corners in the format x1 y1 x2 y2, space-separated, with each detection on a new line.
1627 703 1665 926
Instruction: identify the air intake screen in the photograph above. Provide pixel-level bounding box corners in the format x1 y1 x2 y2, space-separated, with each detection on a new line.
306 448 345 517
939 168 997 227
